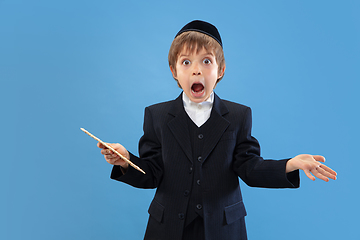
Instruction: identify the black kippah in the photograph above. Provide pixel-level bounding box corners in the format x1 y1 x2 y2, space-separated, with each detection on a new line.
175 20 222 48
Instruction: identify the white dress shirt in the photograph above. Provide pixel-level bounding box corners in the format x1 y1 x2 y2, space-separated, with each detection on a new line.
182 91 214 127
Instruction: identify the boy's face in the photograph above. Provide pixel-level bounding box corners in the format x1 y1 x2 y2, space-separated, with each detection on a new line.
170 47 225 103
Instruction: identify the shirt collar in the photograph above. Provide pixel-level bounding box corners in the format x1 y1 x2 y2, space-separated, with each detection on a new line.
182 91 214 109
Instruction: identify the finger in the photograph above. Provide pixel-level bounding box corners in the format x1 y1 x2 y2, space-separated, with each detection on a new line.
311 168 329 182
319 164 337 176
105 154 115 160
312 155 326 163
102 148 120 155
105 152 119 160
319 165 337 180
97 142 107 149
101 148 112 155
304 169 316 181
105 155 120 164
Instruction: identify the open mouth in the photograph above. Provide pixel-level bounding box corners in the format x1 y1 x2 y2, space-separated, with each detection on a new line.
191 83 205 95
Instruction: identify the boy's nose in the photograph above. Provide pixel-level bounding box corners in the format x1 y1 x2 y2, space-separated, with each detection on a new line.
192 63 202 75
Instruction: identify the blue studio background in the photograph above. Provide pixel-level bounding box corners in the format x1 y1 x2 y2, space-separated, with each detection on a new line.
1 0 359 239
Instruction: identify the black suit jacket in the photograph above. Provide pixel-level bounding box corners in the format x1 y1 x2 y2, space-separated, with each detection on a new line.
111 93 299 240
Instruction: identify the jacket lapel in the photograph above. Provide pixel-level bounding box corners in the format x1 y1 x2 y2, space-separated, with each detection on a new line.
167 93 193 163
201 93 230 162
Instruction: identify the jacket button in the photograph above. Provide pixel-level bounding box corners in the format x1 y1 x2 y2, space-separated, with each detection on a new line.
196 204 202 210
184 190 189 197
197 179 201 185
198 134 203 139
189 167 193 173
178 213 185 220
197 156 202 162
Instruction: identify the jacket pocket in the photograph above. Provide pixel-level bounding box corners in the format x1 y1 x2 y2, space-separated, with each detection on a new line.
148 199 165 223
224 201 247 225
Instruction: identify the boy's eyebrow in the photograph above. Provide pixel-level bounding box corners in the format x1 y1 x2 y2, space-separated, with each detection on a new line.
178 53 189 58
178 52 215 58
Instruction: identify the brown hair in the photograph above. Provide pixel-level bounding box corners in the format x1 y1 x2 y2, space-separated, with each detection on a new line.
168 31 225 87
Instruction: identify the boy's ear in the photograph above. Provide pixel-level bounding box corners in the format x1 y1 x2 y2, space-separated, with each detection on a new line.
170 65 177 79
218 64 226 79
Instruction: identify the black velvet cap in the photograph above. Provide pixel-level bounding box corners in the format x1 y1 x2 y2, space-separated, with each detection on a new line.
175 20 222 48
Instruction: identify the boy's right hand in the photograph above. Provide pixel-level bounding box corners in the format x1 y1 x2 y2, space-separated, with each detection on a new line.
97 142 130 170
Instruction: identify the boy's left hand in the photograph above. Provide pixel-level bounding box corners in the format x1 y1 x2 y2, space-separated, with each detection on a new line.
286 154 337 182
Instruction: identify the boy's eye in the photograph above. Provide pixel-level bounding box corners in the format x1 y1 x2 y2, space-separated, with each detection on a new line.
182 60 191 65
203 58 211 64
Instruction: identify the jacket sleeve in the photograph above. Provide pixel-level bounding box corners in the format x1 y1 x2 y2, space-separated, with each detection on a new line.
110 107 164 189
233 107 300 188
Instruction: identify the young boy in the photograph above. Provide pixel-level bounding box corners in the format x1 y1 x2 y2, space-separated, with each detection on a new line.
98 20 337 240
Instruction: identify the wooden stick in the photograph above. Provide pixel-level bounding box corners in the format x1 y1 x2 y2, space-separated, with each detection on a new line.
80 128 146 174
